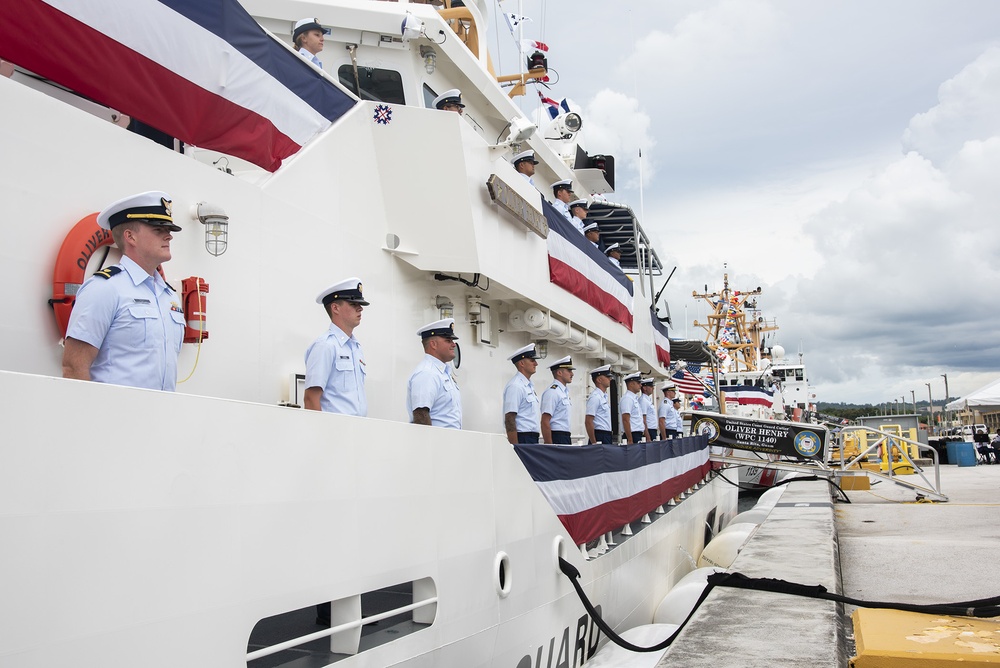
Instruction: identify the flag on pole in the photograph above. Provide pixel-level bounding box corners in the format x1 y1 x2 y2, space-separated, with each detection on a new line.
538 92 561 119
503 13 532 33
520 39 549 53
672 369 708 395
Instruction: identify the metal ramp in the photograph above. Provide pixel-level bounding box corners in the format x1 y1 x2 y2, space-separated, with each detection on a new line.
711 425 948 502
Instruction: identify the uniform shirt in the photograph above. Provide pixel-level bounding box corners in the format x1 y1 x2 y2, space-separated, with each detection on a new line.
619 390 644 433
586 388 611 431
66 255 185 391
569 216 586 233
658 400 683 431
407 354 462 429
552 199 572 223
640 393 657 434
304 323 366 416
519 172 535 186
298 47 323 69
540 379 571 432
608 256 621 269
503 372 540 432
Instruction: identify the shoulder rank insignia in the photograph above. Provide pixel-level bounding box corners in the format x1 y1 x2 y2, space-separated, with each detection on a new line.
94 266 122 279
550 384 558 389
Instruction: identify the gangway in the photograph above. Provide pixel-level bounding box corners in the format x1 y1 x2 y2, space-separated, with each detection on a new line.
710 424 948 502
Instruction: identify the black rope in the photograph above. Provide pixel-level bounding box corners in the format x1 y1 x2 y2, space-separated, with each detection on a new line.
557 560 1000 655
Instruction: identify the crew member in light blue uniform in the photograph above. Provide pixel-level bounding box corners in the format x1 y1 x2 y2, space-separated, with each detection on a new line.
551 180 573 222
567 199 589 234
583 221 603 250
407 318 462 429
503 343 540 444
304 277 369 416
432 88 465 114
586 365 614 445
63 190 185 391
658 385 683 439
540 356 574 445
293 18 326 69
640 377 658 441
512 150 538 186
619 372 646 444
605 242 623 269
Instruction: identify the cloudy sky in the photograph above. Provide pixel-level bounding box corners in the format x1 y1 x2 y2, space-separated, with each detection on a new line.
489 0 1000 405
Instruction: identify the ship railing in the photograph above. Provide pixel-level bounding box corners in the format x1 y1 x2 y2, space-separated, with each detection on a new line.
246 578 437 663
833 426 946 501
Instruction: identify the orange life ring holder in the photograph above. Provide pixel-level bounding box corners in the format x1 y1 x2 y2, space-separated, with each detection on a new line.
50 212 113 338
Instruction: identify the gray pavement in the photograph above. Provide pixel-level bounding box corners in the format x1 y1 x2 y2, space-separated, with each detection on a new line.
656 463 1000 667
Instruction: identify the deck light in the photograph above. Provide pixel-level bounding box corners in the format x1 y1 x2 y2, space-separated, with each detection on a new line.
401 13 425 41
194 202 228 256
435 295 454 320
420 45 437 74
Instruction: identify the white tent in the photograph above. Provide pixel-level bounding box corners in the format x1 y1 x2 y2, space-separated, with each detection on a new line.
946 376 1000 412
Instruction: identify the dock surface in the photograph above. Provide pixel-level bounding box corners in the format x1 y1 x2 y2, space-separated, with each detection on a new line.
656 463 1000 667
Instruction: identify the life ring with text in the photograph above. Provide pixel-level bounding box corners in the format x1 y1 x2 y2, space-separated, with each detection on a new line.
50 212 113 338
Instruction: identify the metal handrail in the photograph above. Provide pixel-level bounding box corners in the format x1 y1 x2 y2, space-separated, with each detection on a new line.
833 426 945 500
246 596 438 661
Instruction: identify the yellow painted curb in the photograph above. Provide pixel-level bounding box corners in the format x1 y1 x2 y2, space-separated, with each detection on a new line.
851 608 1000 666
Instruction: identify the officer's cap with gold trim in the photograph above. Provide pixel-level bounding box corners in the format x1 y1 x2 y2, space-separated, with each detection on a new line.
417 318 459 340
662 384 678 393
316 277 369 306
569 199 588 211
549 355 574 371
508 343 537 364
552 179 572 193
582 221 599 234
641 377 655 386
590 364 613 378
604 242 622 255
512 150 539 166
433 89 465 109
97 191 181 232
623 371 641 383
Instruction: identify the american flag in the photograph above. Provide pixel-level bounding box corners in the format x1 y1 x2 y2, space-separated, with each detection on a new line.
0 0 357 172
672 368 710 395
514 437 711 545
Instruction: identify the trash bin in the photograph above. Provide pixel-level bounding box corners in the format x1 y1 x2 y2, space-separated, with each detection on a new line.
945 439 961 466
954 441 977 467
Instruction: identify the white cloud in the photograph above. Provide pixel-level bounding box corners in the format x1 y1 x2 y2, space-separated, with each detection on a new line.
902 45 1000 166
578 90 655 190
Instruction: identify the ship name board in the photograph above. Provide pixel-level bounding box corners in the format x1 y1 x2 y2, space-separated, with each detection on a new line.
487 174 548 238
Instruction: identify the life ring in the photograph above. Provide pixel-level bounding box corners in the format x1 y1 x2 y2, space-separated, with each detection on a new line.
50 212 113 338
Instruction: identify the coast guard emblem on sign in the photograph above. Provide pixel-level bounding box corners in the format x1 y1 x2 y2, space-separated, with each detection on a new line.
794 431 821 458
373 104 392 125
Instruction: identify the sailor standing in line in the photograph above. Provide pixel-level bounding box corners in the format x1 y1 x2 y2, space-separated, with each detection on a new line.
551 180 574 221
62 191 185 391
619 372 647 445
407 319 462 429
640 377 658 442
293 18 326 69
585 365 614 445
512 150 539 186
604 242 623 268
658 385 683 439
540 356 574 445
568 199 589 234
583 221 603 250
503 343 540 444
303 278 369 415
432 88 465 114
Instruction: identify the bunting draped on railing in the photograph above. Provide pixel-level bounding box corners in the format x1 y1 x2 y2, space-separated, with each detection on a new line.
0 0 357 171
514 436 711 545
651 309 671 367
545 201 634 330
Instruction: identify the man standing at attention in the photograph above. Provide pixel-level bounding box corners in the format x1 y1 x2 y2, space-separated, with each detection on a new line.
304 278 369 415
619 372 647 444
63 191 185 390
659 385 683 439
407 318 462 429
503 343 540 444
568 199 589 234
585 365 614 445
512 150 539 186
551 180 574 221
293 18 326 69
540 356 574 444
640 377 658 442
